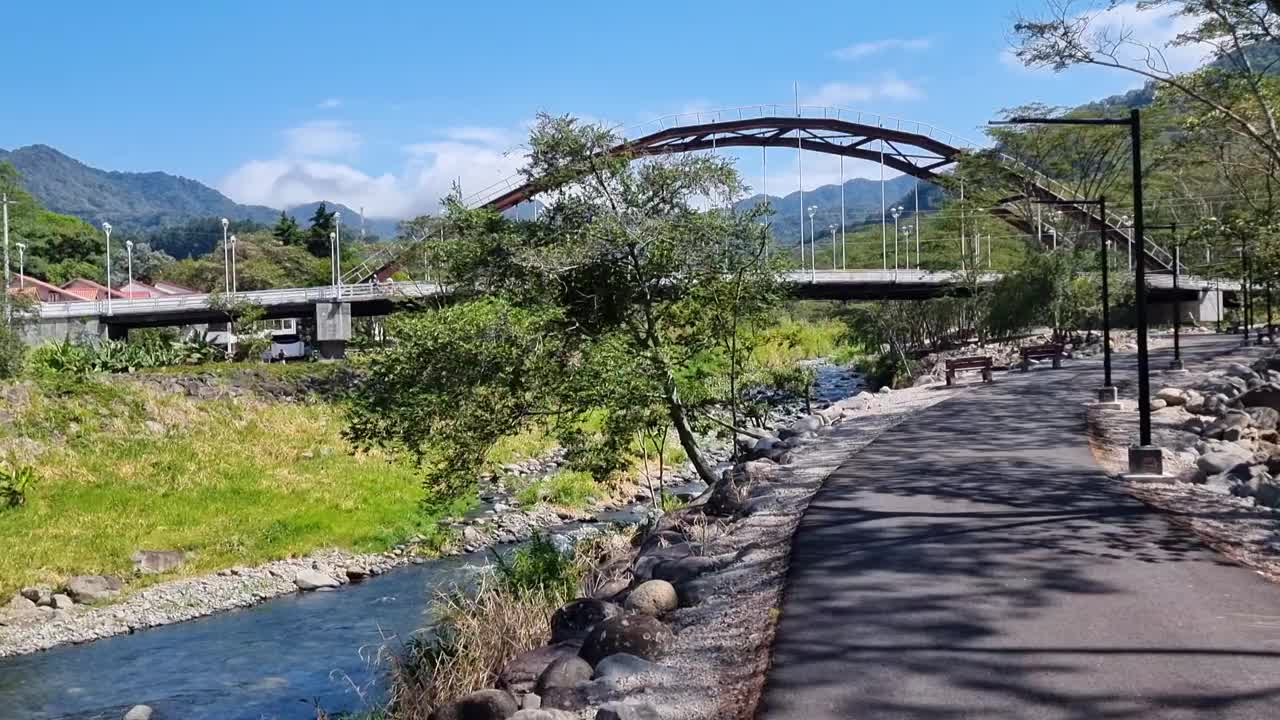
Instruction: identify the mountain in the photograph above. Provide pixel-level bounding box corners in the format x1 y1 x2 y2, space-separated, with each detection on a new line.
0 144 400 238
735 175 942 246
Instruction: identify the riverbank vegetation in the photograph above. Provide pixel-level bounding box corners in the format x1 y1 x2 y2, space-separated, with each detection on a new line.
0 372 463 599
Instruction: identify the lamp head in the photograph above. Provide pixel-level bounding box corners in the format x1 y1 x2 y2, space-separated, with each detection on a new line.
101 221 111 234
221 218 229 229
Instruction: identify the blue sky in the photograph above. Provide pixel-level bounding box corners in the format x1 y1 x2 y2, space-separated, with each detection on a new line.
0 1 1210 218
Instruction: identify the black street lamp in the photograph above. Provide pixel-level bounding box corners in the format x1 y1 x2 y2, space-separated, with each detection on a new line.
991 108 1160 476
1033 196 1116 399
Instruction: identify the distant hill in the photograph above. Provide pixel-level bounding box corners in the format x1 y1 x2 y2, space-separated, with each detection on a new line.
0 144 401 238
736 175 942 247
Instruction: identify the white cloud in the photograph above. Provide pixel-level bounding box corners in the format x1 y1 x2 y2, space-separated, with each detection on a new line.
283 121 362 158
832 37 930 60
221 123 526 218
802 75 924 107
317 97 342 109
222 158 409 217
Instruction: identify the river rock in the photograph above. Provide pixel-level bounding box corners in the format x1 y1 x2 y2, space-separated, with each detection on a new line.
1240 384 1280 412
1156 387 1186 406
65 575 122 603
1197 447 1253 475
131 549 187 575
579 614 674 665
511 711 576 720
6 594 36 613
625 580 678 617
499 642 582 696
596 702 662 720
50 593 74 610
293 569 339 591
1247 406 1280 431
431 689 519 720
550 599 622 644
592 652 657 681
536 655 593 693
123 705 154 720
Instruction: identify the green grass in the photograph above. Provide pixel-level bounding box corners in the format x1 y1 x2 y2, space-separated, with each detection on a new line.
0 376 465 598
513 469 600 509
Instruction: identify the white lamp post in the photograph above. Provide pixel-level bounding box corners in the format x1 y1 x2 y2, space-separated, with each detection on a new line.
828 224 837 271
220 218 230 293
891 205 903 271
14 243 24 288
807 205 817 281
125 239 135 290
901 226 912 270
329 231 338 297
228 235 238 295
335 212 342 296
101 222 113 315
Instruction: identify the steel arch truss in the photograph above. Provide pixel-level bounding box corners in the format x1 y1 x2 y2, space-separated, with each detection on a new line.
484 117 963 212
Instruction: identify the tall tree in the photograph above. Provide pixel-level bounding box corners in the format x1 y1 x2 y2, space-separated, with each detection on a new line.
272 211 302 246
305 203 336 258
347 114 779 491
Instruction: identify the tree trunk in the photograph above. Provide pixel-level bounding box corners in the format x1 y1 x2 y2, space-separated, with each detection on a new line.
666 394 717 484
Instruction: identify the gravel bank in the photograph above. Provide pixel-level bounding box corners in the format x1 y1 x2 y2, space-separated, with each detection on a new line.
1089 339 1280 583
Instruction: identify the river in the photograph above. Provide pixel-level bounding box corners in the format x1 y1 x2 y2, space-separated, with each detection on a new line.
0 361 862 720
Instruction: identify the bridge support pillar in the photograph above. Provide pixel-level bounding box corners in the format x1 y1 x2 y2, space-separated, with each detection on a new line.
315 302 351 360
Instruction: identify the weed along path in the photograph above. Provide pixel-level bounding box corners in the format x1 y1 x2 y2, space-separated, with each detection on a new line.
759 357 1280 720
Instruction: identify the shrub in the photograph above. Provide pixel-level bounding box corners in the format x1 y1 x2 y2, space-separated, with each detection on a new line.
492 534 581 598
0 456 36 510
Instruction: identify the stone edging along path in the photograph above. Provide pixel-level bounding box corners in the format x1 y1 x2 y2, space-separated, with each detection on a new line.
425 383 960 720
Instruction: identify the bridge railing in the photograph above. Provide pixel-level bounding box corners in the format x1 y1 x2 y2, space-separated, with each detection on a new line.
991 153 1181 273
36 281 441 320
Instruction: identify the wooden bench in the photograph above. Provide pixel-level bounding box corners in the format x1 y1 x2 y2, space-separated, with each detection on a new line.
945 356 993 386
1020 343 1065 371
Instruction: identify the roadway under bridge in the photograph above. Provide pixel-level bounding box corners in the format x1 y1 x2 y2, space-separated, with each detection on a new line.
24 271 1239 358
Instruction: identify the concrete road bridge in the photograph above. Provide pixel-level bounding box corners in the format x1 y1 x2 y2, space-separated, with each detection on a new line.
26 270 1238 358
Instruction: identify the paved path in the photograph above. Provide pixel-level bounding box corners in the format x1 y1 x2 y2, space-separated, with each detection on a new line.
759 337 1280 720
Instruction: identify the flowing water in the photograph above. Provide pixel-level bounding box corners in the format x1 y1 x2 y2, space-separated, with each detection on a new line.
0 362 862 720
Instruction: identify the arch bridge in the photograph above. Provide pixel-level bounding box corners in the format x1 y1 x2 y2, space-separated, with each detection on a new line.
345 105 1181 284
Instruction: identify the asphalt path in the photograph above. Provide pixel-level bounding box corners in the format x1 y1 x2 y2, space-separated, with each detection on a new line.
758 334 1280 719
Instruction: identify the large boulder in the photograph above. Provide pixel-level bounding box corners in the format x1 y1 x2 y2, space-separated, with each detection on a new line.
430 689 519 720
293 569 339 591
592 653 657 682
550 599 622 644
624 580 678 617
1226 362 1259 381
705 460 779 517
1197 446 1253 476
1240 384 1280 412
1156 387 1186 406
1183 389 1206 414
498 643 582 697
535 655 593 694
579 614 674 665
131 549 187 575
65 575 122 603
1204 410 1251 439
1247 406 1280 431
